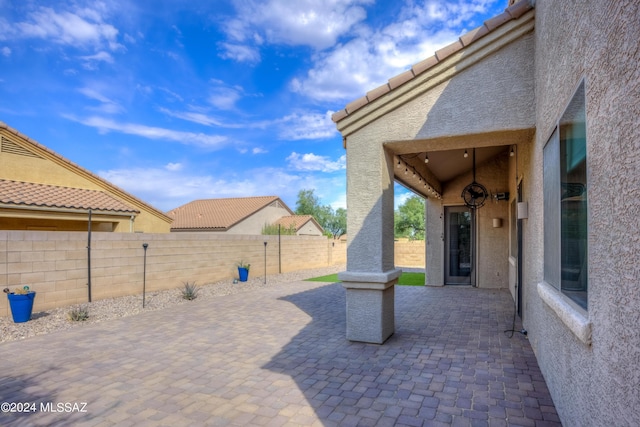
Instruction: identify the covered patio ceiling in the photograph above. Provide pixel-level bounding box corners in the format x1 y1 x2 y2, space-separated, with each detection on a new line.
386 128 533 199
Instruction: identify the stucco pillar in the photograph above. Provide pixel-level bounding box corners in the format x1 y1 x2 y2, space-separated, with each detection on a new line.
338 142 400 344
425 197 444 286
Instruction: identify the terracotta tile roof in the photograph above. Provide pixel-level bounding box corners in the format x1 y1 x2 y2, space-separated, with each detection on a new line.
275 215 322 232
168 196 291 230
331 0 534 123
0 179 139 213
0 121 172 222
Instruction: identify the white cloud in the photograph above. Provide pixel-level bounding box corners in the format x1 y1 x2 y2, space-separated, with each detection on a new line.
97 165 331 211
208 86 242 111
252 147 267 154
8 5 122 51
68 115 228 149
78 86 124 114
278 111 338 140
159 108 224 127
1 46 10 56
286 152 346 173
218 42 261 63
79 50 114 70
165 162 183 171
329 192 347 210
291 0 499 102
394 183 413 210
219 0 372 61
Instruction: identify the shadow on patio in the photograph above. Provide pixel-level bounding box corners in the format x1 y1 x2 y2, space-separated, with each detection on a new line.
264 283 561 426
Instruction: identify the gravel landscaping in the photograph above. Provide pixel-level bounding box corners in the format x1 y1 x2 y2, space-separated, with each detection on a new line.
1 264 344 344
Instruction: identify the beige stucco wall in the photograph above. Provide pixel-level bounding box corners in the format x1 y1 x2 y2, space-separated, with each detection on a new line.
0 127 171 233
523 1 640 425
296 221 323 236
0 231 345 317
227 205 292 234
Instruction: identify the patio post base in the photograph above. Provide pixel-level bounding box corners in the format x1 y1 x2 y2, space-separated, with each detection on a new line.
339 269 401 344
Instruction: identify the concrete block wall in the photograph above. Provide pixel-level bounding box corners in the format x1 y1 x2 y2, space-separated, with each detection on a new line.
394 240 426 268
0 231 346 317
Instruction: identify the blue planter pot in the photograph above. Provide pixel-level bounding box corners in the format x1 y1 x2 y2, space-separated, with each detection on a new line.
238 267 249 282
7 292 36 323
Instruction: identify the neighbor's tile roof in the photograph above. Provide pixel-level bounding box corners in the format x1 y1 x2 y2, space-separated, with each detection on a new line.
168 196 286 230
0 179 139 213
275 215 320 231
0 122 172 222
331 0 533 123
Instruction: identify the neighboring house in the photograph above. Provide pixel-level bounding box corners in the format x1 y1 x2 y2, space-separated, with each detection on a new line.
0 122 172 233
274 215 324 236
168 196 300 234
332 0 639 425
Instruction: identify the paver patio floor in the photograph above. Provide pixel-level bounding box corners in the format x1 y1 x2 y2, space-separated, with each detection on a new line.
0 280 561 426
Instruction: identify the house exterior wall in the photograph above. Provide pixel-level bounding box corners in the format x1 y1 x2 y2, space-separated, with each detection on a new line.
227 205 292 234
524 1 640 425
0 231 346 317
296 221 323 236
0 127 171 233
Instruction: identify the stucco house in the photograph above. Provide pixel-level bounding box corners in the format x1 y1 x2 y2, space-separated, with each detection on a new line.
332 0 639 425
274 215 324 236
168 196 322 235
0 122 172 233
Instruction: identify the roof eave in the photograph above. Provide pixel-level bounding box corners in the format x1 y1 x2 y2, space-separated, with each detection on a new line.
0 123 173 224
0 203 138 217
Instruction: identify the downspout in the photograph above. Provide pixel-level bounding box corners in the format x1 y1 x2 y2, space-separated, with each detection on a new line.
130 215 135 233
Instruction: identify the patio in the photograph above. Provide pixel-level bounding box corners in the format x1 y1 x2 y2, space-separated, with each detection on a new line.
0 279 560 426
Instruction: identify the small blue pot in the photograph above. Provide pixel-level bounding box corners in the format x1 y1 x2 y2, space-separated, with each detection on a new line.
7 292 36 323
238 267 249 282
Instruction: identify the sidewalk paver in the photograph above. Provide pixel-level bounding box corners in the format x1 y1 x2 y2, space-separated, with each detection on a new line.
0 281 560 426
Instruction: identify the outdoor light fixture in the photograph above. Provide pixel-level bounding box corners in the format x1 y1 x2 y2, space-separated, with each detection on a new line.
464 149 468 158
510 146 515 157
397 159 401 167
424 154 429 163
404 167 408 175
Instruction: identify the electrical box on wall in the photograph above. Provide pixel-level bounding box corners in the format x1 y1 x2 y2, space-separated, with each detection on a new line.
517 202 529 219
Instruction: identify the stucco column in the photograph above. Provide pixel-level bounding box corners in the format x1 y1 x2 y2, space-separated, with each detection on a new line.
338 142 400 344
425 197 444 286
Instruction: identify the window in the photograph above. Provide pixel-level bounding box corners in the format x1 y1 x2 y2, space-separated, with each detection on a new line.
543 81 588 310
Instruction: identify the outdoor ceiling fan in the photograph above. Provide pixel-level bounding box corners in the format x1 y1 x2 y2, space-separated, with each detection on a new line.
461 148 488 209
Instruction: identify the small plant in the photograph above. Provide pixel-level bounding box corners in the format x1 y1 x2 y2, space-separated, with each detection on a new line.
67 306 90 321
3 285 33 295
237 261 250 271
181 281 200 300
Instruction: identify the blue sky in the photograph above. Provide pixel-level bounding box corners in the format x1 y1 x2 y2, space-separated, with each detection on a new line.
0 0 505 212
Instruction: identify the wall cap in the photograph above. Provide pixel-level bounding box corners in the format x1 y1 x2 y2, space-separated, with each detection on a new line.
537 281 592 345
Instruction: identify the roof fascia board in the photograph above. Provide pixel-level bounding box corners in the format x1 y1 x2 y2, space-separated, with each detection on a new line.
336 10 534 139
0 205 135 220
